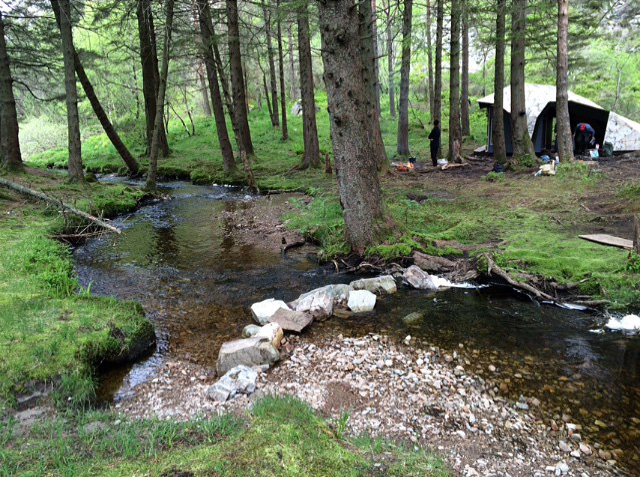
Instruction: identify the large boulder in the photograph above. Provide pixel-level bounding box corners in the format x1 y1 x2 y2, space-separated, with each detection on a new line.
350 275 397 295
207 365 258 402
255 322 284 348
347 290 377 313
290 287 339 320
269 308 313 332
216 337 280 375
403 265 437 290
251 298 291 325
290 284 352 308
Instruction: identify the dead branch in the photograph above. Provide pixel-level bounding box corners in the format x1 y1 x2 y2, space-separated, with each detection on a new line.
483 253 553 300
282 240 306 254
0 177 121 234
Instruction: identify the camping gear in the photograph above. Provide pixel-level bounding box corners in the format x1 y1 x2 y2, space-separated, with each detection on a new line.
437 159 448 166
602 142 614 157
589 149 599 159
478 84 640 155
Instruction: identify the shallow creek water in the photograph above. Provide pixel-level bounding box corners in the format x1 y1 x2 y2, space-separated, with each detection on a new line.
74 181 640 471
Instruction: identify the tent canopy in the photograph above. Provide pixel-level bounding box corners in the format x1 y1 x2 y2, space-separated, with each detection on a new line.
478 84 640 154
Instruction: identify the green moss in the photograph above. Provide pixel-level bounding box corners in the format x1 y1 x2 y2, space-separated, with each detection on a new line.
0 180 152 410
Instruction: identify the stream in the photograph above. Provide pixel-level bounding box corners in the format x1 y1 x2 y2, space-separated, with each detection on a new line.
73 180 640 471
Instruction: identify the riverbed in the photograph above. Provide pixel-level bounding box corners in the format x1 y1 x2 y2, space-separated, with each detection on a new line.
73 181 640 474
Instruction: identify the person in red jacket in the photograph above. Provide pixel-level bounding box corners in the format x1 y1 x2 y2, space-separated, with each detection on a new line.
573 122 595 155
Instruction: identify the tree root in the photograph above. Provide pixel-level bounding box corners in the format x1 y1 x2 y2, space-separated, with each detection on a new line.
482 253 554 300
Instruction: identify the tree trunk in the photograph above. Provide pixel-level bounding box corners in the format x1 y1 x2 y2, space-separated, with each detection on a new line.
448 0 462 161
385 1 395 119
492 0 507 164
197 0 236 173
261 0 279 127
262 71 273 120
51 0 83 182
460 0 470 136
137 0 169 157
396 0 413 156
213 40 243 152
51 0 140 176
317 0 387 255
297 2 320 169
360 0 387 169
146 0 175 190
371 0 381 116
511 0 535 159
288 24 297 100
0 12 22 171
227 0 254 154
426 0 434 117
276 0 288 140
556 0 573 162
198 68 212 116
434 0 443 137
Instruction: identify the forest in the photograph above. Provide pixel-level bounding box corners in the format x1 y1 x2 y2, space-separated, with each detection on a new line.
1 0 640 476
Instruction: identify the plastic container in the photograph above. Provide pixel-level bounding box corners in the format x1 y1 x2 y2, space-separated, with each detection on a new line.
437 159 448 166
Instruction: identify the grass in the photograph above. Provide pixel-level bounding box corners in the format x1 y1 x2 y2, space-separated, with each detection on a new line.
0 173 153 410
0 395 450 476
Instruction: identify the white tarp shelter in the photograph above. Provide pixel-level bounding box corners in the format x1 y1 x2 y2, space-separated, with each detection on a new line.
478 83 640 154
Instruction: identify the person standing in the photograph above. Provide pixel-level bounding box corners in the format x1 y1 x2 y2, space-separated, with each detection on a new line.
428 119 441 166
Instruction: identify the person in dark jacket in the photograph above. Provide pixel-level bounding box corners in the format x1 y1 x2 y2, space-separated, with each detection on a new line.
428 120 441 167
573 122 595 155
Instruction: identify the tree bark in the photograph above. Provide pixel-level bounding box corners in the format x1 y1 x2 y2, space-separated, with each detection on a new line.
137 0 169 157
51 0 83 182
460 0 470 136
492 0 507 164
434 0 443 135
511 0 535 159
556 0 573 162
297 2 320 169
360 0 387 169
385 0 395 118
227 0 254 154
426 0 434 116
288 24 297 100
146 0 175 190
396 0 413 156
261 0 279 127
371 0 381 115
317 0 387 255
276 0 288 140
198 68 212 116
213 40 243 152
448 0 462 161
0 12 22 171
197 0 236 173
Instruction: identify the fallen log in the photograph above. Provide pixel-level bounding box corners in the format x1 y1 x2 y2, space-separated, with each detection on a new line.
0 177 121 234
483 253 553 300
282 239 306 254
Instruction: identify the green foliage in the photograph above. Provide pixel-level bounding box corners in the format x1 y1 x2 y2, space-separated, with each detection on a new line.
484 171 506 183
626 252 640 273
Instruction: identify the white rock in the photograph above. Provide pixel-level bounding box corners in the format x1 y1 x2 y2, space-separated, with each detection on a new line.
292 289 334 319
216 337 280 375
402 265 437 290
207 365 258 402
251 299 291 325
255 322 284 349
242 324 262 338
350 275 397 294
347 290 377 313
605 314 640 331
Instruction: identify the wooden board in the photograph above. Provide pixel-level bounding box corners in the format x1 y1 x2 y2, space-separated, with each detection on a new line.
579 234 633 250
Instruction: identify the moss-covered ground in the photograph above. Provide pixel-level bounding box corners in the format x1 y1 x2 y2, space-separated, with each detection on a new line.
24 95 640 308
0 395 450 476
0 170 153 411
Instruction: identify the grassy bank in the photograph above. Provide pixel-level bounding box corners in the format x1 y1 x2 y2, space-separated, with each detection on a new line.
0 171 154 411
1 395 449 476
